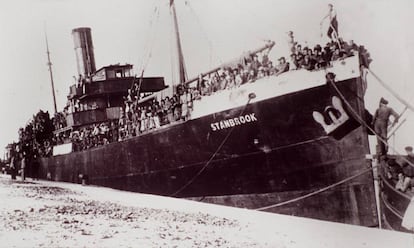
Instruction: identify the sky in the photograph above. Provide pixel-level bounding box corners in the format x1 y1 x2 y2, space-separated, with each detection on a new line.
0 0 413 156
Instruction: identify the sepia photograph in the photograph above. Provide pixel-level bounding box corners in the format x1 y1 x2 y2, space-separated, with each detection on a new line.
0 0 413 247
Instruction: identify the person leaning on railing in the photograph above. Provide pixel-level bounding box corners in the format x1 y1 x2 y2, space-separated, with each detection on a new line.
275 57 289 76
396 146 414 192
289 39 361 73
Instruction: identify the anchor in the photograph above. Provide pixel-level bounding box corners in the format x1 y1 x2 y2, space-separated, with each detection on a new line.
313 96 360 140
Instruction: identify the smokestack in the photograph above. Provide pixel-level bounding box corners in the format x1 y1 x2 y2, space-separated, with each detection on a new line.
72 27 96 79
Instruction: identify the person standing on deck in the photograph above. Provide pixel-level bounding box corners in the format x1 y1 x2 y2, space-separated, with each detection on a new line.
180 87 191 121
399 146 414 192
320 4 339 42
372 97 399 156
287 31 296 54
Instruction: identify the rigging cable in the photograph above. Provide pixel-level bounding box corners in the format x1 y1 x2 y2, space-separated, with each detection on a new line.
130 0 162 99
255 71 414 211
169 9 176 89
325 74 414 169
169 94 256 197
139 1 162 76
240 3 283 42
129 1 159 91
368 68 414 112
255 165 376 211
184 0 219 67
388 118 407 140
136 8 155 79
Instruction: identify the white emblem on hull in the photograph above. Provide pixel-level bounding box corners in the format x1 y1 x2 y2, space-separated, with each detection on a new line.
312 96 349 135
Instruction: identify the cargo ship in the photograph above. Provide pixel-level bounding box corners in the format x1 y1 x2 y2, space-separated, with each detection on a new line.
29 1 379 227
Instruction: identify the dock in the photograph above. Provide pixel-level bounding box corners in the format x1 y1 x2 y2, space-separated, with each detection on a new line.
0 175 412 248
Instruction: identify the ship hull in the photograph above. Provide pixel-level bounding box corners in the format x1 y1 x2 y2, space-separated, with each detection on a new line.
37 76 377 226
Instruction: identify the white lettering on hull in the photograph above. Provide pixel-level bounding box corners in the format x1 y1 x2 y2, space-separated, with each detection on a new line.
210 113 258 131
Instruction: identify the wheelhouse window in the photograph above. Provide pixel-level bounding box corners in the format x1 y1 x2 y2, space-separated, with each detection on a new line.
115 69 123 78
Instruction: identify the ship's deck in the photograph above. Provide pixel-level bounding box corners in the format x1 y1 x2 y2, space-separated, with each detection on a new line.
191 54 361 119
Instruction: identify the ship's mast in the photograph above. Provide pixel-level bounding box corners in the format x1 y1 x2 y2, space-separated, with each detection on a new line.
45 31 58 114
170 0 187 89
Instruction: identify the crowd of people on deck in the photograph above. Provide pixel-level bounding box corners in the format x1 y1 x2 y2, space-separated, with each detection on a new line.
53 111 68 130
51 34 371 153
69 122 113 151
53 88 196 151
50 2 373 153
195 53 287 96
289 38 358 70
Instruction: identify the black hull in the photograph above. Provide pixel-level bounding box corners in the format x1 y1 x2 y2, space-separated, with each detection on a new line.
38 77 377 226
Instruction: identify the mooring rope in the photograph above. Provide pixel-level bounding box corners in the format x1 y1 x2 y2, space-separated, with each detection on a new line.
326 76 414 169
255 165 376 211
255 71 414 211
169 94 255 197
368 69 414 112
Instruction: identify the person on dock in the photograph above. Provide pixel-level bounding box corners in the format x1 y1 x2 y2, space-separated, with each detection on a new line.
10 155 17 180
372 97 399 156
31 154 40 181
21 155 26 181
